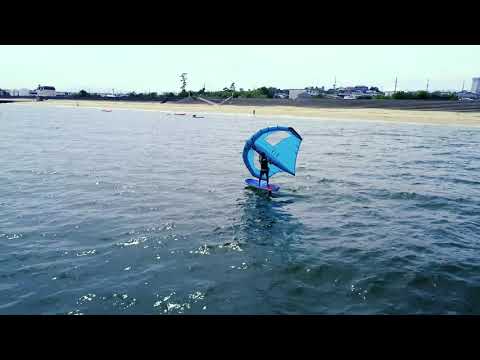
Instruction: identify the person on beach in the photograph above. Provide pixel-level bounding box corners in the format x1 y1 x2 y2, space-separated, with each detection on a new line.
253 109 256 116
258 152 270 186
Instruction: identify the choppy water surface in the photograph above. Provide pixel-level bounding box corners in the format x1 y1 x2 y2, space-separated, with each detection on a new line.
1 104 480 314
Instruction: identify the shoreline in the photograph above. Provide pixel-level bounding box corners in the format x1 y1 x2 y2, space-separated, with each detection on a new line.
6 98 480 127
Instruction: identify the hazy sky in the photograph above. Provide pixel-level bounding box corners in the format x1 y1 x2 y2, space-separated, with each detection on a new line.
1 45 479 93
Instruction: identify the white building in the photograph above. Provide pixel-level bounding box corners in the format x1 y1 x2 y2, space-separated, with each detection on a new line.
36 85 56 97
472 78 480 94
288 89 309 100
306 89 321 96
18 88 33 96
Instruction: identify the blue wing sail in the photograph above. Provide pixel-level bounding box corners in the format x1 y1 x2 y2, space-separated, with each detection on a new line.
242 126 302 179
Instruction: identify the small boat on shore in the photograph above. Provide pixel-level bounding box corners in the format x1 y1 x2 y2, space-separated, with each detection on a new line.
192 114 204 118
101 109 112 112
174 113 186 116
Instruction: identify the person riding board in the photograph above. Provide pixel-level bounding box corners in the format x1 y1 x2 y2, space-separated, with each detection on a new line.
259 152 270 187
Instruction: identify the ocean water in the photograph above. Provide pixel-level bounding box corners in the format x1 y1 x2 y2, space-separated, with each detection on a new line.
1 104 480 314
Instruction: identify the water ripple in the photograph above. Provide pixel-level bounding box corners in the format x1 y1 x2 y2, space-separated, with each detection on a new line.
2 105 480 314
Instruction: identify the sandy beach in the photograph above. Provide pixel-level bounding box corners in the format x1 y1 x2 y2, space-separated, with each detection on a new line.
9 98 480 127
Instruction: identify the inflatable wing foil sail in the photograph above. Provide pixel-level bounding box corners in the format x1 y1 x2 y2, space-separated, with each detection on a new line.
242 126 302 178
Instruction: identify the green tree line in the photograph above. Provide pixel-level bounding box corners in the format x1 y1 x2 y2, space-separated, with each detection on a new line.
375 91 458 100
74 86 282 100
73 88 459 101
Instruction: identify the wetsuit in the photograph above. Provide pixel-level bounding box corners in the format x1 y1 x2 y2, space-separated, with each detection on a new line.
259 155 269 186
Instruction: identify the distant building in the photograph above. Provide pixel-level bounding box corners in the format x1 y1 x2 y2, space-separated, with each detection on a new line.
274 92 288 99
303 87 324 96
18 88 33 96
305 89 321 96
354 85 369 93
457 90 479 100
472 78 480 94
288 89 310 100
36 85 56 98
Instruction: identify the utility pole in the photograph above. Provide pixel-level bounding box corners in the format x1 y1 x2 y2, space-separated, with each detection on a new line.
394 76 398 93
426 79 429 92
462 80 465 92
333 76 336 90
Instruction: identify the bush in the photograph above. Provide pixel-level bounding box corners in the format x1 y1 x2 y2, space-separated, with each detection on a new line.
416 90 429 99
392 91 410 99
